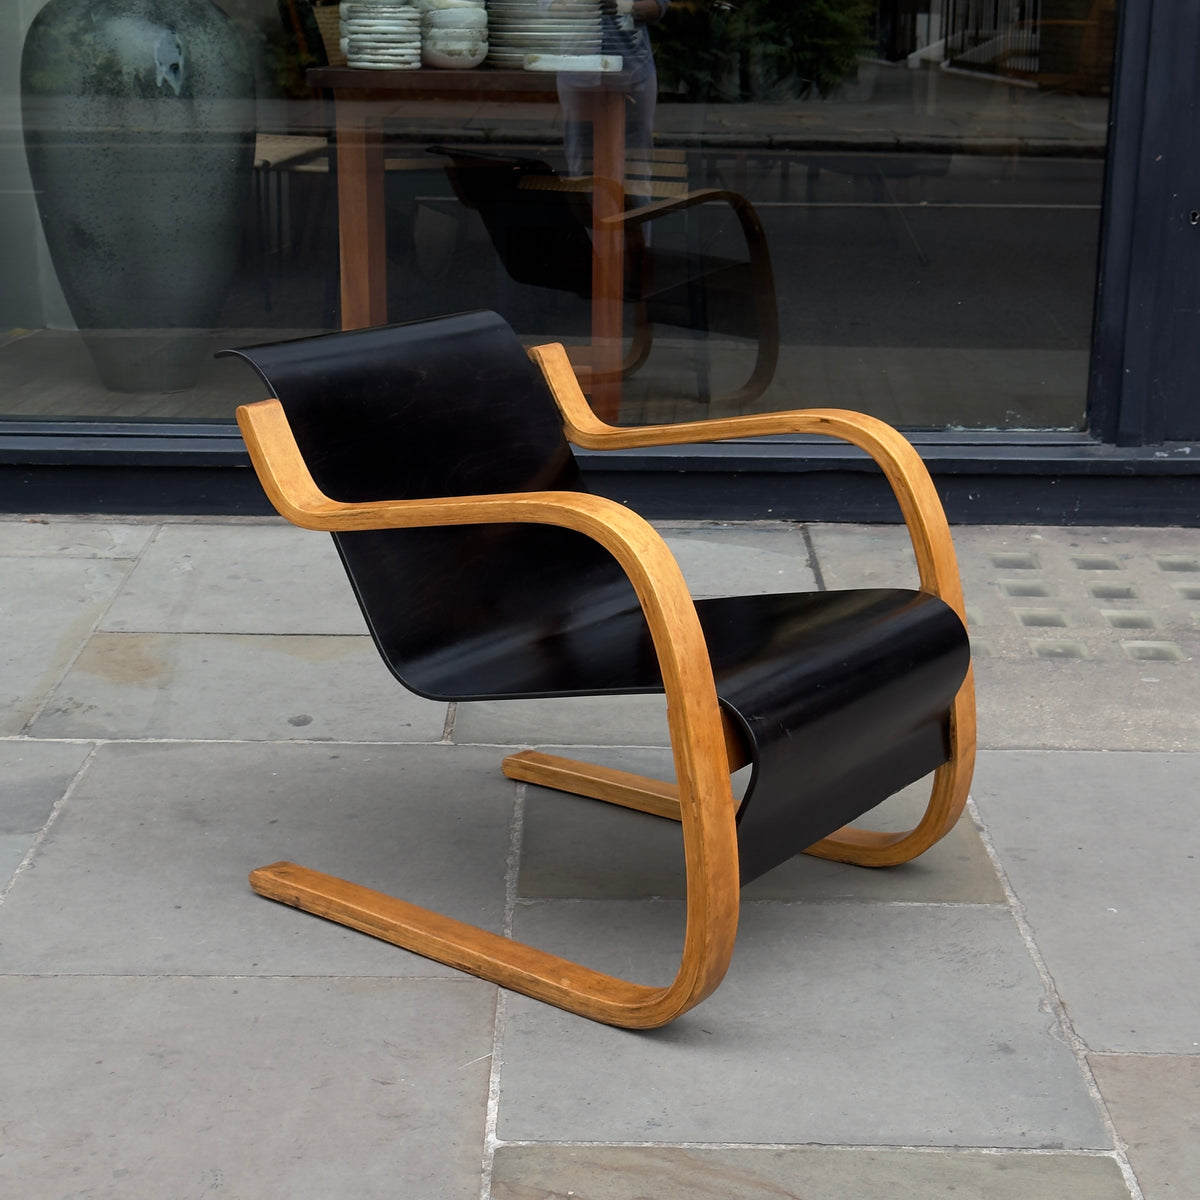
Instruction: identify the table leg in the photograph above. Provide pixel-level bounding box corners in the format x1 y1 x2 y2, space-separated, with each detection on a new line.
589 88 626 422
333 98 387 329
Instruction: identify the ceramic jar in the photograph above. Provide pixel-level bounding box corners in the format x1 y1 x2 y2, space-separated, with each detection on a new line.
21 0 255 392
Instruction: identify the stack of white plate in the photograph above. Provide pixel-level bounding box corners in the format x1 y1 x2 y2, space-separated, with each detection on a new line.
485 0 602 69
421 1 488 69
340 1 422 70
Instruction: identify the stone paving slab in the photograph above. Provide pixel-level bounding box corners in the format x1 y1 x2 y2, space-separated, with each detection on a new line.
0 739 93 885
656 524 817 597
809 523 1200 668
954 527 1200 667
804 522 919 591
517 747 1004 904
454 694 672 748
491 1144 1131 1200
1088 1054 1200 1200
0 554 132 734
0 741 514 978
100 522 366 635
29 631 448 743
8 515 1194 1199
971 751 1200 1054
0 516 154 558
0 975 494 1200
973 659 1200 751
499 902 1107 1149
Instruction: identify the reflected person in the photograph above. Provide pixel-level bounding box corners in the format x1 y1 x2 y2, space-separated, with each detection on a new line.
559 0 671 182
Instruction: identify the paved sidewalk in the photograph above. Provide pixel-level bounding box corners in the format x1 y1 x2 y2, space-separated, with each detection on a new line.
1 514 1197 1199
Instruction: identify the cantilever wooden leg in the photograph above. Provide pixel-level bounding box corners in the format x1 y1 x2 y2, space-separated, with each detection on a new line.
233 460 745 1024
249 842 735 1027
803 669 977 868
247 691 743 1027
502 749 683 820
501 712 749 820
251 860 679 1025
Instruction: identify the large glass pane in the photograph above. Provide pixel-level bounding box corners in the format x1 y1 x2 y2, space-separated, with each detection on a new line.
1 0 1117 429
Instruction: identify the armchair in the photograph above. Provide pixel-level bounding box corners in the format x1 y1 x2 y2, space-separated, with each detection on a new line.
433 146 780 406
225 310 975 1028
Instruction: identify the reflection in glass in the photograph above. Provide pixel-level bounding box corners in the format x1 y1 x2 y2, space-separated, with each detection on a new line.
0 0 1118 432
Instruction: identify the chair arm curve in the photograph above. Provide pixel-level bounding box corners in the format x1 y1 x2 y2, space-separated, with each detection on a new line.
236 395 741 1018
236 398 706 621
529 343 964 616
600 187 778 409
600 187 765 235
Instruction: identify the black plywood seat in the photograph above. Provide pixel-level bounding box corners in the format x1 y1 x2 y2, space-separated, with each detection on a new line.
222 311 968 886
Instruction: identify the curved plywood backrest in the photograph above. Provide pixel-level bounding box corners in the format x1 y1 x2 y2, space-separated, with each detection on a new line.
222 311 640 699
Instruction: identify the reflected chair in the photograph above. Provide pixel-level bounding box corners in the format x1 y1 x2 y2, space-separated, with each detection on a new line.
225 309 975 1029
433 146 780 406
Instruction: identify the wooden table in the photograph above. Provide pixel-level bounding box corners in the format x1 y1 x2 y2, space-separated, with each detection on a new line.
307 66 630 417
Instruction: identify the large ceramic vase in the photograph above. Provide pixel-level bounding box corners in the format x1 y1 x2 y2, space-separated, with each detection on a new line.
21 0 255 392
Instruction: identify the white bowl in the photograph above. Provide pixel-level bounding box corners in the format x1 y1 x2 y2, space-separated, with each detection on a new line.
341 3 420 16
425 29 486 43
422 40 487 67
423 7 487 27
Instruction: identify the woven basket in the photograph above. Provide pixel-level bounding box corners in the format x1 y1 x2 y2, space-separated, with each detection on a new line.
313 5 347 67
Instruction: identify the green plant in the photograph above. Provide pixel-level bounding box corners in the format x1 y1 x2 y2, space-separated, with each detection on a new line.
651 0 873 101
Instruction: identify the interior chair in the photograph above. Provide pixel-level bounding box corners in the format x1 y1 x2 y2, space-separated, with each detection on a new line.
225 309 976 1029
432 146 780 407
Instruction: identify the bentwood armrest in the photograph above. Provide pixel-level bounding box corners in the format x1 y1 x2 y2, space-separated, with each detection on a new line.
528 343 977 867
599 187 769 239
239 397 712 582
237 397 722 686
600 187 779 407
530 343 965 616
